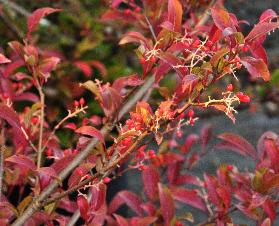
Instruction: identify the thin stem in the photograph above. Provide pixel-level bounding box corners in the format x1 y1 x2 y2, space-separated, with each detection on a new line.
0 125 5 200
37 85 45 169
144 14 157 41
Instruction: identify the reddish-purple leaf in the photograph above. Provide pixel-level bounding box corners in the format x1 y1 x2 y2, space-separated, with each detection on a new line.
181 133 199 153
74 61 92 77
0 54 11 64
142 165 160 200
204 174 220 206
37 167 57 190
3 59 25 78
172 187 206 211
77 195 89 221
168 0 183 32
75 126 104 143
13 92 39 103
130 216 157 226
111 0 123 8
176 173 201 186
263 199 276 222
38 57 60 78
257 131 278 160
63 122 77 130
52 154 75 173
216 132 257 159
211 7 236 32
119 31 151 49
27 8 61 38
200 124 212 154
241 56 270 81
91 183 106 211
90 60 108 78
245 22 279 43
259 9 278 23
112 74 143 92
0 105 27 147
158 183 175 225
113 214 129 226
109 191 143 216
5 154 36 171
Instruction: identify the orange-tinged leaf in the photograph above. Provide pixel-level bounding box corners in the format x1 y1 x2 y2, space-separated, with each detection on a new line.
168 0 183 32
27 8 61 38
241 56 270 81
211 7 236 31
75 126 104 143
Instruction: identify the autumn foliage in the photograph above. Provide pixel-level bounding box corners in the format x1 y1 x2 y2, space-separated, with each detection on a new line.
0 1 279 226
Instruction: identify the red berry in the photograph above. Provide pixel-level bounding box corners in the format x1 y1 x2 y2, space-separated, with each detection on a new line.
124 9 131 15
140 57 146 65
189 118 195 126
135 7 141 13
64 149 72 156
31 116 39 124
236 92 250 103
188 109 195 118
135 124 142 131
150 56 156 64
227 165 234 171
179 112 185 119
226 84 234 92
2 93 9 99
79 98 85 106
76 168 84 176
206 40 213 48
45 148 53 156
123 137 132 146
147 150 155 158
74 100 79 107
242 45 249 53
175 221 183 226
139 165 147 171
176 130 183 138
135 115 142 122
73 149 79 155
192 39 200 48
103 177 111 184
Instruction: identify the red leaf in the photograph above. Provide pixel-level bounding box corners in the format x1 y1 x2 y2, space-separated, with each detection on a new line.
200 124 212 154
90 60 108 78
38 57 60 78
172 187 206 211
181 133 199 153
74 61 92 77
245 22 279 43
37 167 57 190
112 74 143 91
63 122 77 130
259 9 278 23
257 131 278 160
130 216 157 226
109 191 143 216
13 92 39 103
0 104 27 146
168 0 183 32
216 132 257 159
158 183 175 225
77 195 89 221
204 174 220 206
91 183 106 211
75 126 104 143
0 54 11 64
113 214 129 226
211 7 236 32
263 199 276 222
27 8 61 38
142 165 160 200
52 154 75 173
3 59 25 78
176 173 201 186
5 154 36 171
119 31 151 49
241 56 270 81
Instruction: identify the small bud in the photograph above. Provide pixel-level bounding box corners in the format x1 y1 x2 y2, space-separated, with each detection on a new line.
103 177 111 184
226 84 233 92
77 168 84 176
140 57 146 65
189 118 195 126
124 9 131 15
139 165 147 171
150 56 156 64
188 109 195 118
74 100 79 107
79 98 85 106
31 116 39 124
135 7 141 13
227 165 234 171
45 149 53 156
64 149 72 156
236 92 250 103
